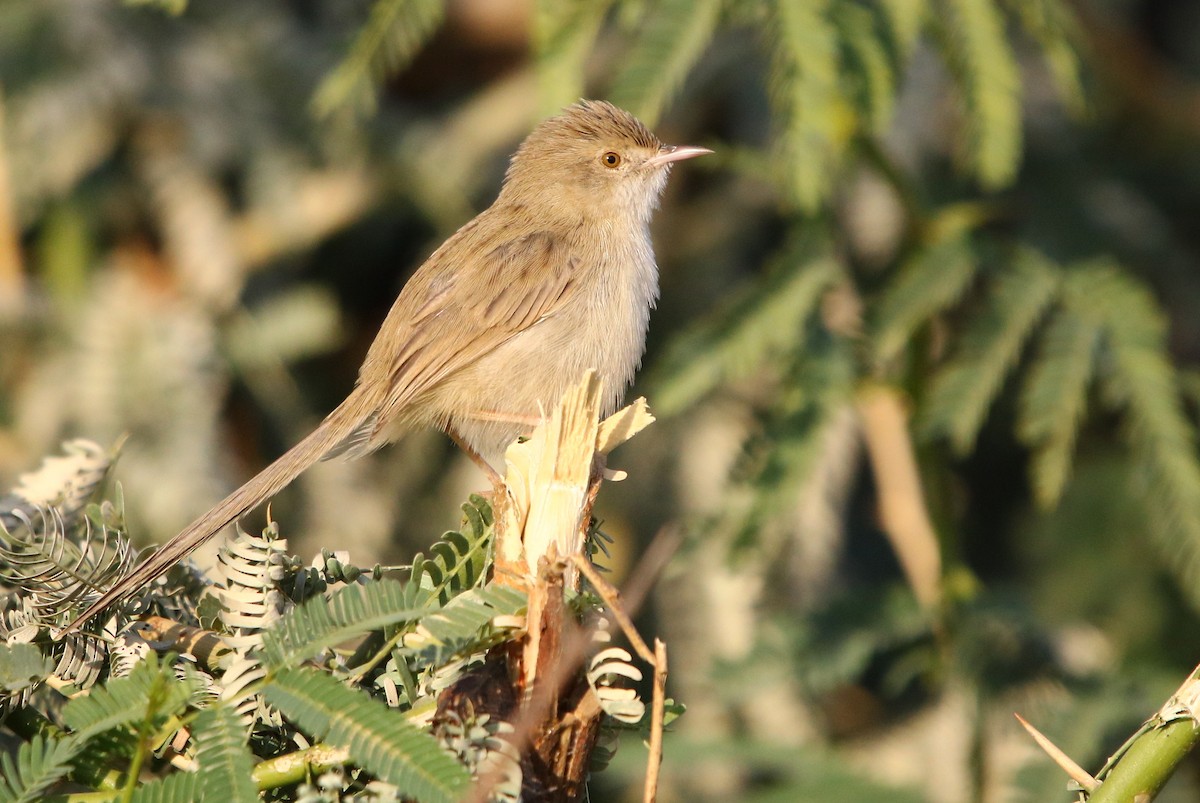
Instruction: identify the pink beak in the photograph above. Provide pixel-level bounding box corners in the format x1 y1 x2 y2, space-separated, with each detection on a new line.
645 144 713 168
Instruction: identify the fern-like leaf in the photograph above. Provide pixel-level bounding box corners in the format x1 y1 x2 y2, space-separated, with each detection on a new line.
879 0 928 59
1003 0 1087 115
263 667 471 803
4 439 111 526
0 735 80 803
263 579 432 669
921 247 1060 453
1083 262 1200 601
1018 278 1103 508
0 643 53 694
873 233 978 365
128 771 201 803
609 0 723 125
650 236 841 415
709 325 855 549
413 585 527 655
312 0 444 118
769 0 843 209
60 654 197 741
935 0 1022 187
533 0 615 114
192 704 257 803
834 3 897 134
411 495 494 604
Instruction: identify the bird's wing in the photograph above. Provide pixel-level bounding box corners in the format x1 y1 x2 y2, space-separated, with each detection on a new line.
365 228 581 429
60 227 583 635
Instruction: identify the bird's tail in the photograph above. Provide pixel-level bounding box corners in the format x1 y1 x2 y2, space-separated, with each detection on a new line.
59 386 378 637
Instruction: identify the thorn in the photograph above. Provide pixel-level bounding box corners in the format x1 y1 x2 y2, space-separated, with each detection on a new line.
1014 712 1099 793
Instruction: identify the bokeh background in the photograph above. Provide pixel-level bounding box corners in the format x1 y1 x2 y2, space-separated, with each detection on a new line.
3 0 1200 800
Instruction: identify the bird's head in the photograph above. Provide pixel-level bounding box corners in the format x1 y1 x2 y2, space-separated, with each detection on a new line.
501 100 710 224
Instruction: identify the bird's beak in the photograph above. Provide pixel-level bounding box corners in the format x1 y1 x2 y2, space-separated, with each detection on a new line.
645 145 713 168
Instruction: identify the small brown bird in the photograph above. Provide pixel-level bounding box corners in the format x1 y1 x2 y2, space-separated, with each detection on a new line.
62 100 709 635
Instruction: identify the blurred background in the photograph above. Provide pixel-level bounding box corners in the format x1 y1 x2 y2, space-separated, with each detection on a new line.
3 0 1200 800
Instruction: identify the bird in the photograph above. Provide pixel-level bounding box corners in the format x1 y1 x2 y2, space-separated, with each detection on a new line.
61 100 710 636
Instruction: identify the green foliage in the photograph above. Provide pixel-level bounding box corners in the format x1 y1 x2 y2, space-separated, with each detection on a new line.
921 248 1061 453
0 645 53 695
0 455 539 799
1081 263 1200 602
833 3 899 134
707 325 855 551
128 772 201 803
312 0 445 118
1004 0 1088 114
263 579 433 669
769 0 843 210
934 0 1022 187
0 736 80 803
534 0 617 114
609 0 723 125
1018 276 1103 507
60 654 199 742
879 0 928 58
192 705 257 803
792 587 932 696
412 585 527 655
123 0 187 14
410 494 494 603
650 235 841 415
263 667 471 803
873 231 978 365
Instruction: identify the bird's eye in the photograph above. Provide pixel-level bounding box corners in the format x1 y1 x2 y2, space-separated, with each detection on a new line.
601 152 622 168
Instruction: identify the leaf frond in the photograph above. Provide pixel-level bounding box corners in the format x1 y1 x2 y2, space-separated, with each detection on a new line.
263 667 471 803
873 233 978 365
878 0 928 59
934 0 1022 187
768 0 844 208
262 579 432 669
128 771 201 803
609 0 723 125
0 643 53 695
650 235 841 415
1003 0 1088 115
921 247 1061 453
533 0 616 114
192 704 257 803
60 653 197 741
311 0 445 119
1082 261 1200 600
411 585 526 657
708 324 856 550
410 495 494 604
0 735 80 803
1017 275 1104 507
833 3 898 134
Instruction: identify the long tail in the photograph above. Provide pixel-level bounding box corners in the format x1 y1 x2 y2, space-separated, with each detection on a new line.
59 387 378 636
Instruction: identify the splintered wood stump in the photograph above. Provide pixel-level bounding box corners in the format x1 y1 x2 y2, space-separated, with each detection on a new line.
437 372 655 802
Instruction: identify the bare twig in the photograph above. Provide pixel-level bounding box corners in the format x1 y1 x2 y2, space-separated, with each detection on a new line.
644 639 668 803
464 527 682 803
572 553 655 665
0 90 24 309
855 384 942 608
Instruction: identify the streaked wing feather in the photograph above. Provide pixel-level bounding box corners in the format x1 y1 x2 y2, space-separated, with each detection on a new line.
370 229 579 433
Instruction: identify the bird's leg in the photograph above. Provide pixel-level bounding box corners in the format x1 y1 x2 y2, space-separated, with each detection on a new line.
451 408 548 492
447 429 505 493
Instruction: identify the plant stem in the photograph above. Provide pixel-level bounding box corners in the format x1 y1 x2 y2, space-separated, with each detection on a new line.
252 743 350 790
